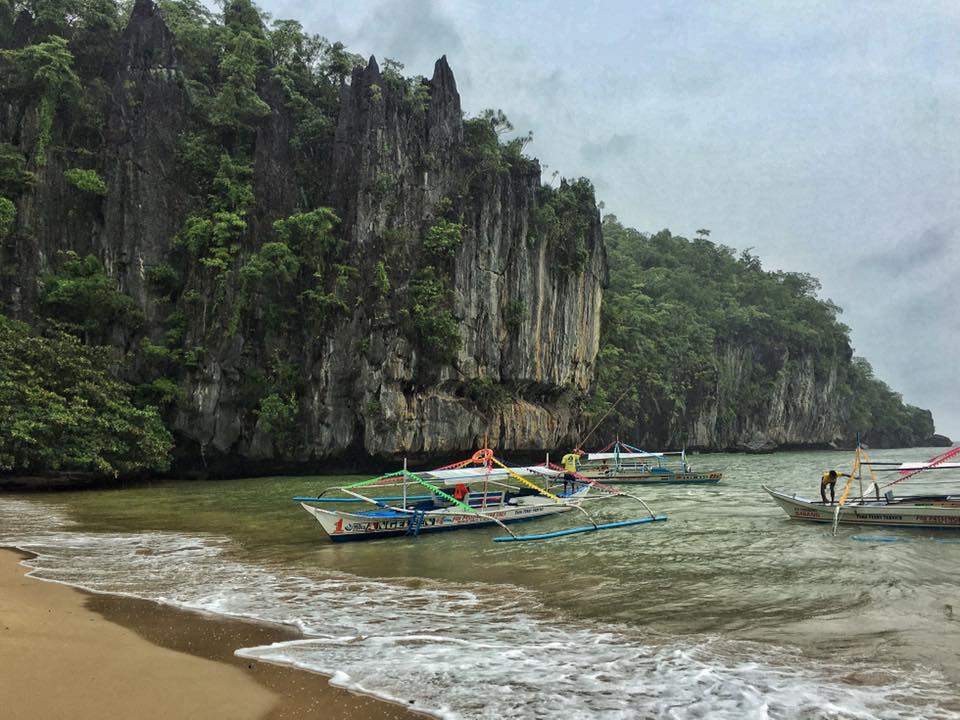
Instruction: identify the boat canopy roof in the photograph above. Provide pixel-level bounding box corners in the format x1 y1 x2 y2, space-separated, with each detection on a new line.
584 440 685 463
584 452 664 461
896 462 960 471
419 466 562 486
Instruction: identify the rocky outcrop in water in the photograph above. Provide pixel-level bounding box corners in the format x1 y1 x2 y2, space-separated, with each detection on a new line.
687 346 846 450
630 343 941 452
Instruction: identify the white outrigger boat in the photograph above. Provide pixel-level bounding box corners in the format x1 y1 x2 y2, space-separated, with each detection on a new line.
294 448 667 542
576 440 722 485
764 445 960 532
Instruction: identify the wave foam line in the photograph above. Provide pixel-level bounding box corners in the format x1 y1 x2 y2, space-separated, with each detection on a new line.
1 498 956 720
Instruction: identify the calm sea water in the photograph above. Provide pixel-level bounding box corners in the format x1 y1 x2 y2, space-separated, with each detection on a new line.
2 448 959 719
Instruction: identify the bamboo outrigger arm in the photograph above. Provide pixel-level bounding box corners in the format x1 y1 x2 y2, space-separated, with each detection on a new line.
573 489 657 519
492 473 667 543
533 463 659 520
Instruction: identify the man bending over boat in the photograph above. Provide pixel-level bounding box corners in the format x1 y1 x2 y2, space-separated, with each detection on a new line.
820 469 851 504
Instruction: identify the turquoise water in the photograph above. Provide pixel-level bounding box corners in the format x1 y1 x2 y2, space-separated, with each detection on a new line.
2 448 959 719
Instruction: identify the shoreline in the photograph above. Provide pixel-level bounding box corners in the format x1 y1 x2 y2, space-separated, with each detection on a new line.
0 548 429 720
2 442 954 491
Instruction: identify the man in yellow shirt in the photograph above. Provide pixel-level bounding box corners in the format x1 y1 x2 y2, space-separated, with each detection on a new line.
820 469 851 504
561 450 582 494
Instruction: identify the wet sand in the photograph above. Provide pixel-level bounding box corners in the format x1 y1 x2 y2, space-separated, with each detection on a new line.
0 549 426 720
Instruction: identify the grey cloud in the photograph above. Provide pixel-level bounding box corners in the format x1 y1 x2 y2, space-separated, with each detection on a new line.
580 133 638 163
860 226 958 275
360 0 463 71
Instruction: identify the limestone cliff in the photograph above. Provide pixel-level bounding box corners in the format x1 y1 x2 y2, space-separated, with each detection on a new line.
0 1 606 469
686 346 847 451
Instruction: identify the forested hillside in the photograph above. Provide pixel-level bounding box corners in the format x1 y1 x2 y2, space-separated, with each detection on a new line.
590 217 940 450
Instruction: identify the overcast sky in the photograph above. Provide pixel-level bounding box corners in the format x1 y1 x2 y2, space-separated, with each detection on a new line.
258 0 960 438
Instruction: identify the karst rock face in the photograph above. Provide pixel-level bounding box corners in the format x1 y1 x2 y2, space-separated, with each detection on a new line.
101 0 192 320
0 2 607 469
685 345 848 451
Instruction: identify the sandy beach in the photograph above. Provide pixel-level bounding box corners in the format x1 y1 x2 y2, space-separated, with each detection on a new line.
0 548 425 720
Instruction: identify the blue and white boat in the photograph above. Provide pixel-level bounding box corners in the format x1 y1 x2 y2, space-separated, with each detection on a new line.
578 440 722 485
294 449 667 542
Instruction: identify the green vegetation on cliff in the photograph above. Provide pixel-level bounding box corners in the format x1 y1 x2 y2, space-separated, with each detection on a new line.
0 315 172 475
593 216 934 448
843 357 934 448
40 252 142 342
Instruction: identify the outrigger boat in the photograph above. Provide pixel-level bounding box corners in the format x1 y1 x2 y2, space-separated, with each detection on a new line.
764 445 960 532
294 448 667 542
576 440 722 485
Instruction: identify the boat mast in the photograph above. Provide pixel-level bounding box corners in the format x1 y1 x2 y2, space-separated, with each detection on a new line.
856 433 864 500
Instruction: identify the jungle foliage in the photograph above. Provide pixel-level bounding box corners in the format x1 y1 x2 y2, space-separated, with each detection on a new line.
40 252 142 342
462 108 536 177
531 179 595 273
0 314 172 475
592 216 934 447
409 267 462 362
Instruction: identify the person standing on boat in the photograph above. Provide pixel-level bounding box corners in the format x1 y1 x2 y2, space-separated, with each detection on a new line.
561 450 582 493
820 469 851 504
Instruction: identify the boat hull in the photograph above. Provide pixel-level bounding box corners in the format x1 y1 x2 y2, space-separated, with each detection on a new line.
301 496 580 542
580 470 721 485
763 486 960 529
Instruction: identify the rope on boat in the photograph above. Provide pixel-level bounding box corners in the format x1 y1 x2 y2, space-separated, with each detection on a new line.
836 450 861 508
575 386 634 452
477 458 600 528
340 469 476 513
541 461 619 494
490 456 561 501
341 469 407 490
834 448 863 535
879 446 960 489
404 471 476 513
432 457 475 471
433 448 495 472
